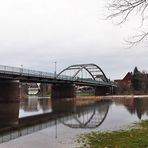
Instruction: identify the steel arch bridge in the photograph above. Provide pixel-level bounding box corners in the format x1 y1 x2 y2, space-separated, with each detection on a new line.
57 63 109 83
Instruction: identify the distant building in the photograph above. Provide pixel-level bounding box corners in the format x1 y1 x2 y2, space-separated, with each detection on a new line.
28 83 39 95
114 72 132 89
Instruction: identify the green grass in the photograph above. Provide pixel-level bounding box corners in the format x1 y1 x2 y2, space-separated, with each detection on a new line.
77 92 95 96
78 120 148 148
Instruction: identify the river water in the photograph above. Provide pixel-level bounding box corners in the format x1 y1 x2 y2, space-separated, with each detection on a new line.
0 96 148 148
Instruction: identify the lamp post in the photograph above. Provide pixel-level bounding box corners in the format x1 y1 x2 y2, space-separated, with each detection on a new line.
54 61 57 77
21 64 23 73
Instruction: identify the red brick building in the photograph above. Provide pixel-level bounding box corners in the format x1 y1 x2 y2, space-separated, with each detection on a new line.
114 72 133 91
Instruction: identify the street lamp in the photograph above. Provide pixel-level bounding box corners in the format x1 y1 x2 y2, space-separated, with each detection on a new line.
54 61 57 77
20 64 23 73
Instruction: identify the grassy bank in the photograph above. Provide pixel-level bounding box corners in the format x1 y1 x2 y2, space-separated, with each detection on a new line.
77 92 95 96
78 120 148 148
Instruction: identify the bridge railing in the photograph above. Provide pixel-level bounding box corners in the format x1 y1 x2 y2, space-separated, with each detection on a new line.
0 65 115 86
0 65 55 78
57 74 113 86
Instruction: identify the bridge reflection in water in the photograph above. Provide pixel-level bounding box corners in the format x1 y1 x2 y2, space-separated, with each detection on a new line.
0 97 148 143
0 98 111 143
0 102 19 126
56 99 112 129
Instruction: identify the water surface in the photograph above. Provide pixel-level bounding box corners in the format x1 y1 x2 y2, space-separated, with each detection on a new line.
0 96 148 147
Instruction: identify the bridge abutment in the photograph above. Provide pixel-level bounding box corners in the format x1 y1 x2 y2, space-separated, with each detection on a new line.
51 84 76 99
0 80 21 102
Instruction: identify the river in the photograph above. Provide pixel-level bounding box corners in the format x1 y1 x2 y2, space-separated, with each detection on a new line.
0 96 148 148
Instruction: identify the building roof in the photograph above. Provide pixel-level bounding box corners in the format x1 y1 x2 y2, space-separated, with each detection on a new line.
123 72 132 81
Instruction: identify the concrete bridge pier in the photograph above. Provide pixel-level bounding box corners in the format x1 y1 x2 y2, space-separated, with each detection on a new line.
51 84 76 99
20 83 28 99
112 86 117 94
0 80 21 102
95 86 110 96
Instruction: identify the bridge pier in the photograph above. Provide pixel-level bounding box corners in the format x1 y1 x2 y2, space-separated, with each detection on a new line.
95 86 110 96
20 83 28 99
0 80 21 102
51 84 76 99
112 86 117 94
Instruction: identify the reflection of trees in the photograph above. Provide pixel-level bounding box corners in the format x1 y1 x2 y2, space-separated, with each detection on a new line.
134 98 148 119
114 98 136 114
113 97 148 119
61 100 112 129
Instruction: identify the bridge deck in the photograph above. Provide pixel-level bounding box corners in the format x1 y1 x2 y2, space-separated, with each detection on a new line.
0 65 115 87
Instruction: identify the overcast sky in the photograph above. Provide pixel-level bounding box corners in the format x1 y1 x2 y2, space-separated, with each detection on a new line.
0 0 148 80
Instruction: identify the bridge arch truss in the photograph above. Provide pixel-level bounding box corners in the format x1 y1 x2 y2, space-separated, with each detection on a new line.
57 64 109 82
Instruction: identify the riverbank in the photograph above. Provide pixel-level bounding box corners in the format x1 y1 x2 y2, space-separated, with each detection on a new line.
78 120 148 148
76 95 148 101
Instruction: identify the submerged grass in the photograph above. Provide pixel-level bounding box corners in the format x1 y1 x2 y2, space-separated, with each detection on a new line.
78 120 148 148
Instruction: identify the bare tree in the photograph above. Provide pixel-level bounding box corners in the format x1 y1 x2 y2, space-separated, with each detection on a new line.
107 0 148 45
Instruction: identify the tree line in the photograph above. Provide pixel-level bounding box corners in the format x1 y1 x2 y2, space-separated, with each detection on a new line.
132 67 148 93
117 67 148 94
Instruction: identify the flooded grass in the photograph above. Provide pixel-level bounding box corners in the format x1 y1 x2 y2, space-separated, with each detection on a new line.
78 120 148 148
